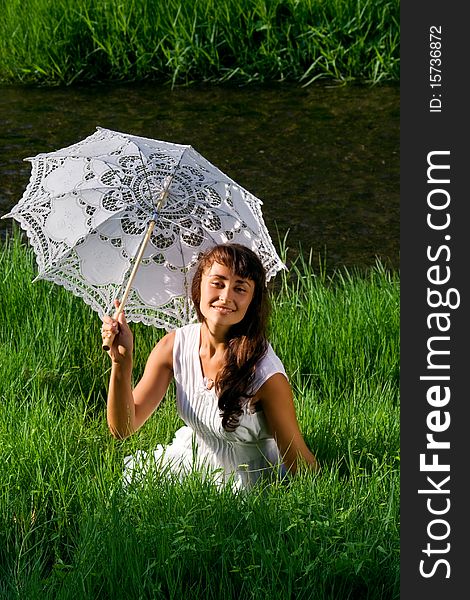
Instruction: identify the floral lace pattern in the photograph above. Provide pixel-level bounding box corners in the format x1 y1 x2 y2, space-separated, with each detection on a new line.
5 127 285 329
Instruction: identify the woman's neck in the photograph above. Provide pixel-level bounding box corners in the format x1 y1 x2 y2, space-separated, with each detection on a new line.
200 321 229 356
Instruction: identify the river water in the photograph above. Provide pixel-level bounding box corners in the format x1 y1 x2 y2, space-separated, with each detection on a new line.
0 81 399 272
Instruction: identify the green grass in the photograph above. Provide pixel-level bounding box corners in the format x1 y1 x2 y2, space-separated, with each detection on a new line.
0 0 400 86
0 229 399 599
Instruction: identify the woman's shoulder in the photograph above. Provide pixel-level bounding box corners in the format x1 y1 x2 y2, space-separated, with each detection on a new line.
165 322 201 364
160 329 176 347
261 343 286 370
148 330 176 368
174 322 200 337
172 322 200 346
252 343 287 391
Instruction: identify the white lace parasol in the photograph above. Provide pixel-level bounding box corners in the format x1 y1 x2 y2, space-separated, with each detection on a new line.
4 127 285 332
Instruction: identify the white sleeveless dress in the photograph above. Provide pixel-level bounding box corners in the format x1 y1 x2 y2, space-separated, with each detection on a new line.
124 323 287 490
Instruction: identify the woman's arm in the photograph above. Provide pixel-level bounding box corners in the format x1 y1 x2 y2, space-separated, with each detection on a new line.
103 305 174 439
258 373 319 474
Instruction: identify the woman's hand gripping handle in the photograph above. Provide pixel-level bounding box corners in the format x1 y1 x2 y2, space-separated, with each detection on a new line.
101 300 134 361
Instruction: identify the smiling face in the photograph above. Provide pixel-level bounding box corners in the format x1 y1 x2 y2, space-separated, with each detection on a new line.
199 261 255 329
191 244 269 336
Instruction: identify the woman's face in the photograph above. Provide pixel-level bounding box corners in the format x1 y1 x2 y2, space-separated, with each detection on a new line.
199 261 255 329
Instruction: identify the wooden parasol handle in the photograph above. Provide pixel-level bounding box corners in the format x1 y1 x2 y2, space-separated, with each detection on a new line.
102 301 125 351
102 219 156 351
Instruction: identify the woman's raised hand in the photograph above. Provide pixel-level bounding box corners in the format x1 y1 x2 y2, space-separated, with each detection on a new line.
101 300 134 363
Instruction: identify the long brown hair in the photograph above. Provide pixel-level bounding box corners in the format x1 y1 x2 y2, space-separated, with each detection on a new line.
191 244 270 431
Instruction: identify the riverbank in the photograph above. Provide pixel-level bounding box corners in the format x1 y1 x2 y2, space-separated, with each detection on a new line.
0 0 399 86
0 231 399 599
0 81 400 273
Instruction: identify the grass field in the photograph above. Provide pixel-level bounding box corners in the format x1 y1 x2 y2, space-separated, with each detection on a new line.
0 0 399 86
0 230 399 599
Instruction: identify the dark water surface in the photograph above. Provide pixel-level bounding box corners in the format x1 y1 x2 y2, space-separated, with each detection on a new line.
0 81 399 272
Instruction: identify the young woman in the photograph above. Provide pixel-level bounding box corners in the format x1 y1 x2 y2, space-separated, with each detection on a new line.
102 243 318 489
